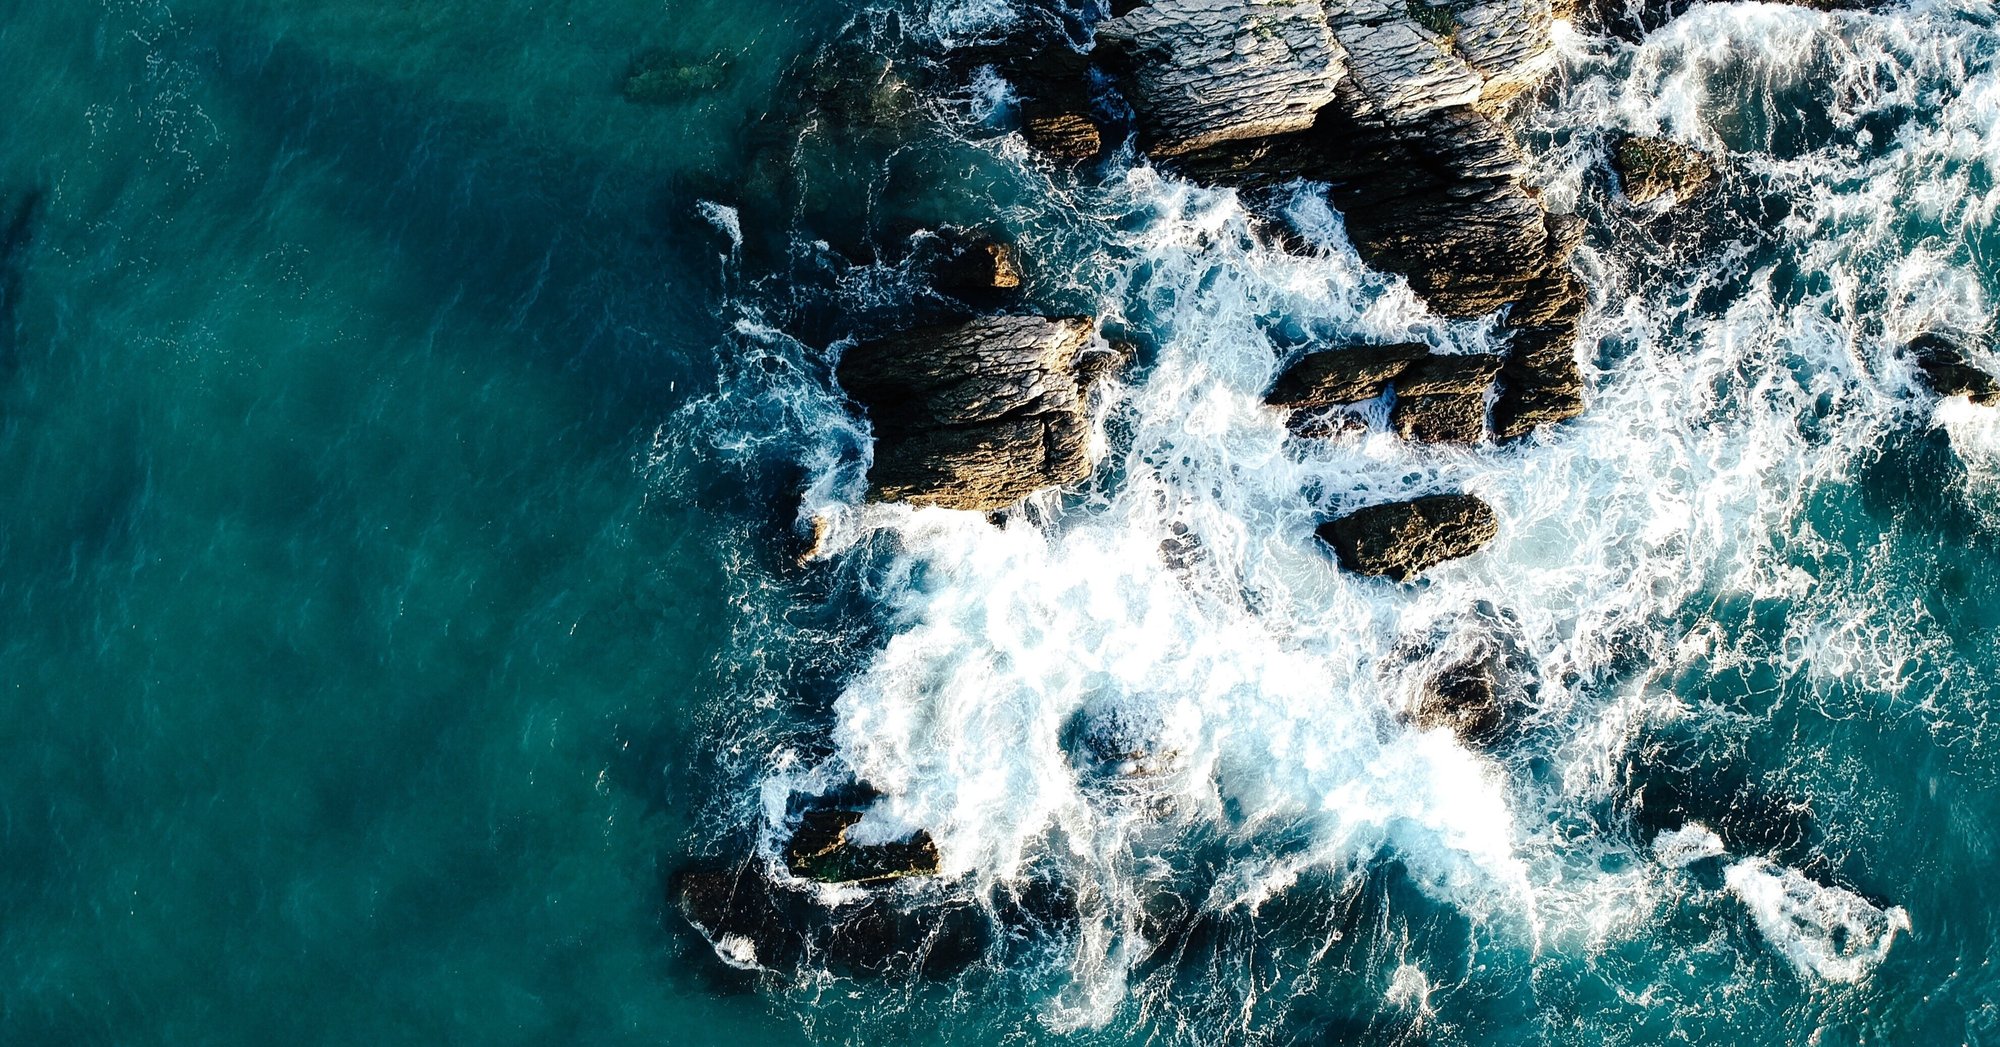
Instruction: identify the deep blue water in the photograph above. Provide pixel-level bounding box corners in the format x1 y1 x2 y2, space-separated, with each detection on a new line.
5 0 2000 1044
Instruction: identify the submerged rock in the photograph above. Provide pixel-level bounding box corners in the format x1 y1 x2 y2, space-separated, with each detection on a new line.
1393 602 1540 744
1613 133 1716 207
674 857 986 978
1317 494 1498 580
784 807 941 885
1097 0 1346 156
620 48 733 104
838 315 1109 511
1909 333 2000 405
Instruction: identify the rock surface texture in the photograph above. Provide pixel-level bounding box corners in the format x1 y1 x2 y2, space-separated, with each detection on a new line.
1097 0 1348 155
838 315 1106 511
1614 133 1717 206
1268 344 1503 443
1317 494 1498 579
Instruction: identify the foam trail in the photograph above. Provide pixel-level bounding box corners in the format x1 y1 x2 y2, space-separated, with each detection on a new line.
1725 858 1911 983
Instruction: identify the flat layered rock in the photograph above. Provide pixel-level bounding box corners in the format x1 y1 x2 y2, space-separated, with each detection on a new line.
1614 134 1717 207
1098 0 1346 156
1393 393 1487 442
1267 342 1430 407
838 315 1105 511
1317 494 1498 580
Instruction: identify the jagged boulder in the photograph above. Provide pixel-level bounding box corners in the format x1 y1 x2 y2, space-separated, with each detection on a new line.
1392 353 1501 441
1267 342 1430 407
838 315 1110 511
1614 134 1717 207
1909 333 2000 405
785 807 940 885
1317 494 1498 580
1097 0 1347 156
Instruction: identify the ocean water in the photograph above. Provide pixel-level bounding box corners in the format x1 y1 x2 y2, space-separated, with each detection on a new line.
4 0 2000 1045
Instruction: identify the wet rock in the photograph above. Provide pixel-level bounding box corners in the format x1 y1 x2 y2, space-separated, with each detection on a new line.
675 860 797 970
785 807 941 885
837 315 1104 511
1097 0 1346 156
1909 333 2000 406
1614 133 1716 207
1317 494 1498 580
1267 342 1430 408
620 48 733 104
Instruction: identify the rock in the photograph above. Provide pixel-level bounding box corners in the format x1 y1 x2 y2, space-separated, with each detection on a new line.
838 315 1104 511
1614 134 1716 207
1415 657 1509 742
785 807 941 885
1097 0 1347 156
1317 494 1498 580
621 48 732 104
1909 333 2000 405
932 234 1022 295
1393 393 1487 442
1267 342 1430 407
1023 112 1103 160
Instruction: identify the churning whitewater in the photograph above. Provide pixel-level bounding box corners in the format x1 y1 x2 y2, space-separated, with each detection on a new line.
663 0 2000 1039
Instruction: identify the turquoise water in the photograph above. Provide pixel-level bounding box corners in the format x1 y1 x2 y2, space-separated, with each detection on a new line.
6 0 2000 1044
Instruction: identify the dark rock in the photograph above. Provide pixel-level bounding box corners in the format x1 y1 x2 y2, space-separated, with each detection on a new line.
838 315 1104 511
1417 658 1509 743
1909 333 2000 405
1023 112 1103 161
932 234 1023 295
673 855 987 978
1317 494 1498 580
1267 342 1430 408
1613 134 1716 207
784 807 941 885
1392 393 1487 443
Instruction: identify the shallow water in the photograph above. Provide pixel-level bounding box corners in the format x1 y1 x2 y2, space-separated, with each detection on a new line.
4 0 2000 1044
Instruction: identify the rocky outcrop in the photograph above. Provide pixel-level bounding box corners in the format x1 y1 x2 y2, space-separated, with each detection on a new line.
1614 134 1716 207
1317 494 1498 579
785 807 941 885
1268 342 1430 407
1909 333 2000 405
1083 0 1589 439
838 315 1112 511
1097 0 1347 156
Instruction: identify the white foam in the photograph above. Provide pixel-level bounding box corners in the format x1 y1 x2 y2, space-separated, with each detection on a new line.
1652 823 1726 868
1724 858 1911 983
